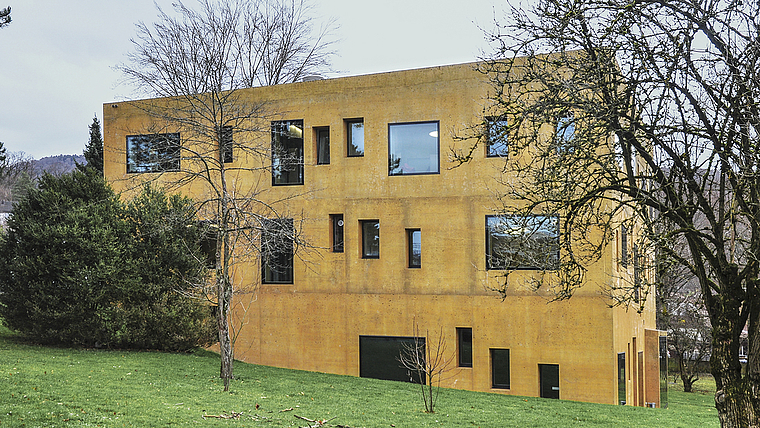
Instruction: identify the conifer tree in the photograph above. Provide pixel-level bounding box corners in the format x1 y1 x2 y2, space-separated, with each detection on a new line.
82 116 104 174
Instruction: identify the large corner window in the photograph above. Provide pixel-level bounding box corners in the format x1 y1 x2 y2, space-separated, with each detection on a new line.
271 120 304 185
486 215 560 270
361 220 380 259
486 117 509 157
346 119 364 157
491 348 510 389
219 125 233 163
126 133 180 173
388 121 439 175
457 327 473 368
262 218 294 284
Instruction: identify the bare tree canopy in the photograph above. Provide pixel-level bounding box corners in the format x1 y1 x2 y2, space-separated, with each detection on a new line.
116 0 333 391
119 0 335 97
470 0 760 426
0 6 10 29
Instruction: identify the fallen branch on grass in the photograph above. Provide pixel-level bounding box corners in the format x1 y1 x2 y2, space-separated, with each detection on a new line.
294 414 338 427
202 411 243 419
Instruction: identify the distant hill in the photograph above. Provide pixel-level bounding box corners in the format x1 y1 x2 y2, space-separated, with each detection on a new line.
32 154 86 176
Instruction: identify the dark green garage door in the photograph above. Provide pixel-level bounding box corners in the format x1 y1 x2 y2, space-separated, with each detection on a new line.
359 335 425 383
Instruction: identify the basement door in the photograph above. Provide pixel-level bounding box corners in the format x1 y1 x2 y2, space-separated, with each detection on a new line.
539 364 560 399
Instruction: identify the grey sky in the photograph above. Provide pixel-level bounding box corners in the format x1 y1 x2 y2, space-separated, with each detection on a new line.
0 0 504 159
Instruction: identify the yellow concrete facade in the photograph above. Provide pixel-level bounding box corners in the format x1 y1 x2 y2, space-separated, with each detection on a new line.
103 61 660 406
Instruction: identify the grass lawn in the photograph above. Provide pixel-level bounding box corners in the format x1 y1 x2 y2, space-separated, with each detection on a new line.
0 322 719 428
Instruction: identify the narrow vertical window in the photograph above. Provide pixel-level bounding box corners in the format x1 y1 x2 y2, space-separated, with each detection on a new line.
556 113 575 147
490 348 510 389
346 119 364 157
618 352 626 405
261 218 294 284
219 125 233 163
330 214 344 253
316 127 330 165
271 120 304 185
621 224 628 267
486 117 509 157
407 229 421 268
457 327 473 368
361 220 379 258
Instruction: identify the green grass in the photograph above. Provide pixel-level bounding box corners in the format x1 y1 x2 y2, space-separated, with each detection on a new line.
0 321 719 428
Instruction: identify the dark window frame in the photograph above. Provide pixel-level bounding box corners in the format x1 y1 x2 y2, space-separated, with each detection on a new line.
261 218 294 284
486 215 560 270
486 116 509 158
219 125 233 163
126 132 181 174
316 126 330 165
407 228 421 268
271 120 304 186
346 118 365 157
388 121 440 176
490 348 510 389
330 214 344 253
457 327 473 368
361 220 380 259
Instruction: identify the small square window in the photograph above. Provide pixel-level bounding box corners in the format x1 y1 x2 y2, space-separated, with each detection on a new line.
361 220 379 258
330 214 344 253
457 327 473 368
316 127 330 165
346 119 364 157
486 117 509 157
407 229 421 268
491 348 510 389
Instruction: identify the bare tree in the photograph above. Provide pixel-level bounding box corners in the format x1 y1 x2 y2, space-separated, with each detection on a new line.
0 151 34 203
398 324 455 413
116 0 334 391
456 0 760 426
0 6 10 29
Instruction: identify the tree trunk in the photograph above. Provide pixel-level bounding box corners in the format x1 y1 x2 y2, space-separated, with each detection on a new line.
217 290 233 392
710 301 760 428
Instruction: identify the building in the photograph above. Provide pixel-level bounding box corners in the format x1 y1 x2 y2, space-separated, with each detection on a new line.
103 61 663 406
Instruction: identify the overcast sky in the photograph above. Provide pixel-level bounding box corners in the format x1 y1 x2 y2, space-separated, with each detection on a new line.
0 0 506 159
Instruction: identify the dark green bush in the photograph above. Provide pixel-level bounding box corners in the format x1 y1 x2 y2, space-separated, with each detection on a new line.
0 169 215 350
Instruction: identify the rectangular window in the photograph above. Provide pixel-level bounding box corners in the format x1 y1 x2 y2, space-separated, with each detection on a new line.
330 214 344 253
555 114 575 153
361 220 379 259
271 120 304 185
346 119 364 157
486 117 509 157
457 327 473 368
621 224 628 267
618 352 626 405
486 215 560 270
126 133 180 173
261 218 294 284
388 121 439 175
407 229 421 268
219 125 233 163
490 348 510 389
316 127 330 165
